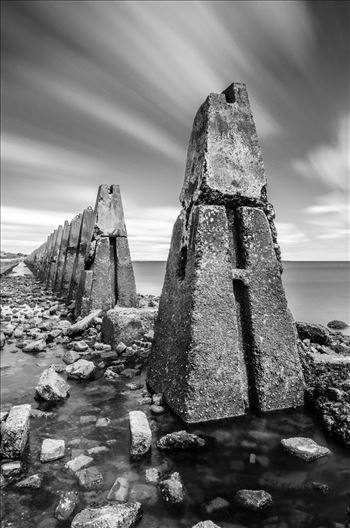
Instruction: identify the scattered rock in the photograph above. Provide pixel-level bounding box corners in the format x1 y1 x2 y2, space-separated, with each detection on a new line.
104 366 120 381
157 430 206 450
35 366 70 401
76 466 104 489
129 410 152 457
63 349 80 364
96 417 111 427
145 467 161 484
150 404 165 414
55 491 78 521
23 339 46 353
159 472 185 504
0 403 31 459
67 310 103 337
1 460 22 478
327 320 348 330
87 446 109 456
65 454 93 474
281 437 331 462
71 502 142 528
296 322 331 345
72 340 89 352
107 476 130 502
234 489 273 511
192 522 221 528
66 359 96 380
205 497 230 514
14 473 43 489
129 483 158 505
40 438 65 462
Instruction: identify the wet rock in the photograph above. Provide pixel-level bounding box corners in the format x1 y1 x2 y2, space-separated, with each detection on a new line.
71 502 142 528
96 417 111 427
66 359 96 379
13 327 24 338
67 310 103 337
3 323 14 336
15 473 43 489
104 366 120 381
35 366 70 401
55 491 78 521
76 466 104 489
150 404 165 414
65 454 93 474
192 522 221 528
63 349 80 364
129 410 152 457
80 415 97 425
157 430 206 450
0 332 5 348
30 408 54 419
281 437 331 461
23 338 46 353
1 460 22 478
327 320 348 330
159 472 185 504
116 342 127 354
205 497 230 514
0 403 31 459
152 393 163 405
107 476 130 502
145 467 161 484
40 438 65 462
296 322 331 345
102 307 157 347
235 489 273 511
87 446 109 456
129 483 158 505
72 340 89 352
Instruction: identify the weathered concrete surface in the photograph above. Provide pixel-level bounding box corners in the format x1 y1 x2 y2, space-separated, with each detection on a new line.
147 83 304 423
60 214 82 298
75 185 137 316
147 207 249 423
47 226 63 290
68 208 95 302
102 307 157 347
180 83 266 209
54 220 70 292
0 404 31 459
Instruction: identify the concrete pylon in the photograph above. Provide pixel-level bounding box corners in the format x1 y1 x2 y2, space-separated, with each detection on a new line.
147 83 305 423
53 220 70 293
60 214 82 298
41 233 54 285
75 185 137 317
67 207 95 302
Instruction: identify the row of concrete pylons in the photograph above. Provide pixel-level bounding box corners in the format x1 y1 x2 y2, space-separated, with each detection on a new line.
25 184 138 318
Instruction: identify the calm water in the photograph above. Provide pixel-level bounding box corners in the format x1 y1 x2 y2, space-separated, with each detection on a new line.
134 261 350 333
1 262 350 527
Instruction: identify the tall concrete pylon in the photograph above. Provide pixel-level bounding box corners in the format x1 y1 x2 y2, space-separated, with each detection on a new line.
75 185 137 317
60 214 82 298
53 220 70 293
68 207 95 302
147 83 305 423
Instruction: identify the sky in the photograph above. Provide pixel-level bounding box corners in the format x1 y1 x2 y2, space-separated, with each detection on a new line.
1 1 349 260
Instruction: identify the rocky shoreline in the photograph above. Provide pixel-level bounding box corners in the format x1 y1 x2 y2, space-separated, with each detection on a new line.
1 271 350 527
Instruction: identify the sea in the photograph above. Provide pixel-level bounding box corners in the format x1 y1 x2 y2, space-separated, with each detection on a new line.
133 260 350 333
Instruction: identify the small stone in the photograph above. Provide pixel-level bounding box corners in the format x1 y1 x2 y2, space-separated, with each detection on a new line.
67 310 103 336
327 320 348 330
205 497 230 514
23 339 46 353
76 466 104 490
107 476 129 502
66 359 95 380
40 438 65 462
71 502 142 528
3 323 14 336
35 366 70 401
1 460 22 478
129 410 152 457
72 340 89 352
116 342 127 353
96 417 111 427
150 404 165 414
192 522 221 528
104 366 120 381
235 489 273 511
157 430 206 450
63 349 80 364
281 437 331 462
80 415 97 425
55 491 78 521
159 472 185 504
145 467 160 484
0 403 31 459
65 454 93 474
87 446 109 456
152 393 163 405
129 483 158 505
15 473 43 489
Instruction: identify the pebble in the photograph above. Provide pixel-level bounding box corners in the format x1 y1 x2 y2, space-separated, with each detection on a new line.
40 438 65 462
65 454 93 473
76 466 104 490
55 491 78 521
281 437 331 462
159 472 185 504
234 489 273 511
14 473 43 489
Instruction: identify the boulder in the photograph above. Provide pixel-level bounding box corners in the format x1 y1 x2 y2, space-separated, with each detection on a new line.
40 438 65 462
129 411 152 457
67 309 103 336
55 491 78 521
63 349 80 365
296 322 331 345
66 359 95 380
35 366 70 401
102 307 157 347
0 403 31 459
281 437 331 462
157 430 205 450
234 489 273 511
159 472 185 504
107 476 129 502
76 466 104 489
14 474 42 489
71 502 142 528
